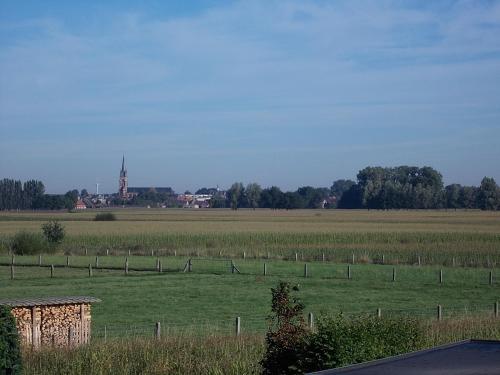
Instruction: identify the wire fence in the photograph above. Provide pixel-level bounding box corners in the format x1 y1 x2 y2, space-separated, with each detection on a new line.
89 302 500 341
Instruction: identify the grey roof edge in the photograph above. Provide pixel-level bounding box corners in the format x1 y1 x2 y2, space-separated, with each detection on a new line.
306 339 490 375
0 296 102 307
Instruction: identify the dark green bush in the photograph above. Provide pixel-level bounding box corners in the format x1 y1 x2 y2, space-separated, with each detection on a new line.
94 212 116 221
261 281 308 375
11 231 52 255
0 305 23 374
299 314 424 372
41 220 65 244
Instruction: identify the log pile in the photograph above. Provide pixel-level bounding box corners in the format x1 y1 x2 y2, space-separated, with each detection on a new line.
10 303 92 348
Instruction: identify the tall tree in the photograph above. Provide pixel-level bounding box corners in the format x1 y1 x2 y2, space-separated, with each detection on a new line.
227 182 245 210
477 177 499 210
246 183 262 210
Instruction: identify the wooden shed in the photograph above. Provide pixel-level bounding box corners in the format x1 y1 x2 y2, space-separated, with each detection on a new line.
0 296 101 349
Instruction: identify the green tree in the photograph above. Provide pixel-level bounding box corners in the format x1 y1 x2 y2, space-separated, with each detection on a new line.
41 220 65 244
330 179 355 205
477 177 499 210
0 306 23 374
227 182 245 210
261 281 307 375
245 182 262 210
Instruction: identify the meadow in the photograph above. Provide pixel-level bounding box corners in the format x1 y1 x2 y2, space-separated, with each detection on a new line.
1 209 500 374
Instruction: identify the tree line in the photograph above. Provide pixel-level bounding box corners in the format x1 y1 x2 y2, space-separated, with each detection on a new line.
218 166 500 210
0 179 78 210
1 166 499 210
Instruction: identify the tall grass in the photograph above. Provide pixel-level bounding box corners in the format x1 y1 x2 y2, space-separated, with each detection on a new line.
21 316 500 375
22 334 264 375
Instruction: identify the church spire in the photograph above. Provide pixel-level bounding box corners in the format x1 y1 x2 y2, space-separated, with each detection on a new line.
121 155 125 172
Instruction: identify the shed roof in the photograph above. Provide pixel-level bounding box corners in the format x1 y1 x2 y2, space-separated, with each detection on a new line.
0 296 101 307
307 340 500 375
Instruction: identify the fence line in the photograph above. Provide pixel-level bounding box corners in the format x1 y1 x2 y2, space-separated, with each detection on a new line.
89 302 500 340
2 256 498 286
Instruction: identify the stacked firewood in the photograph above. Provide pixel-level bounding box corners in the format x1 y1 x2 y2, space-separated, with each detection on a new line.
39 304 81 346
11 307 33 344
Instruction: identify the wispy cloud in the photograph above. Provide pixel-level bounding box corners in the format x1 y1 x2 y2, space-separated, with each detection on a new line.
1 0 499 191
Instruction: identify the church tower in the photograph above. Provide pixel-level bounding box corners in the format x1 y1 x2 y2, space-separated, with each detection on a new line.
118 155 128 199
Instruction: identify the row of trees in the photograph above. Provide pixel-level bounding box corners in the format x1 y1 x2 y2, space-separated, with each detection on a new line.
2 166 499 210
0 179 79 210
337 167 499 210
220 166 499 210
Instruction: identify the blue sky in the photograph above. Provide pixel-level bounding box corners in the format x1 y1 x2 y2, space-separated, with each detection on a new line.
1 0 499 194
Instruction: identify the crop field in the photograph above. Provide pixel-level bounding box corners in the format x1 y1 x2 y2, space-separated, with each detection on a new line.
1 209 500 266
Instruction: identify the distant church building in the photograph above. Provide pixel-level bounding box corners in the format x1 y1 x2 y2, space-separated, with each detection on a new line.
118 156 128 199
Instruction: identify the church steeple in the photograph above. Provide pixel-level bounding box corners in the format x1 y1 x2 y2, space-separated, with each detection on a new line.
118 155 128 199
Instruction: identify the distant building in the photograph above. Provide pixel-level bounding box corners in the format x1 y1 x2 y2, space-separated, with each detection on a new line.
75 199 87 210
118 156 128 199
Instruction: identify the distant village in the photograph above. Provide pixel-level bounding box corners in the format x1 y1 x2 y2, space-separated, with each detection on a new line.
76 157 227 210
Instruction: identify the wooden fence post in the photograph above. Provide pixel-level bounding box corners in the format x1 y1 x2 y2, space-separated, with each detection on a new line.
85 248 88 255
95 256 99 268
243 251 246 259
418 256 421 266
437 305 442 320
66 256 70 267
452 257 455 267
128 249 131 256
347 265 351 280
159 260 162 273
156 258 160 271
235 317 241 336
10 264 14 280
125 258 129 275
263 263 267 276
489 271 493 286
267 252 270 260
352 253 355 264
304 263 308 278
295 253 298 262
68 326 74 347
377 308 382 318
106 249 109 256
11 254 15 265
322 253 325 262
50 265 54 278
155 322 161 339
495 302 499 318
439 269 443 284
382 254 385 264
392 267 396 282
39 254 42 266
88 264 93 277
308 312 314 330
151 250 154 257
104 326 107 342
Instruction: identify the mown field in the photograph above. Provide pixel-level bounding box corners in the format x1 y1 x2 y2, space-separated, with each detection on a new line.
1 209 500 266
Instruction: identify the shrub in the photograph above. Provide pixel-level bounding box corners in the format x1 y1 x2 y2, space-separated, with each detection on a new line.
11 231 52 255
0 305 23 374
41 220 65 244
299 314 424 372
94 212 116 221
261 281 308 375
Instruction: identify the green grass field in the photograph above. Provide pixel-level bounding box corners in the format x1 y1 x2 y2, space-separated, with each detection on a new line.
1 256 499 337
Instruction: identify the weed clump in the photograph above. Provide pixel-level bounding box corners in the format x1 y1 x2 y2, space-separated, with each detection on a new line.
94 212 116 221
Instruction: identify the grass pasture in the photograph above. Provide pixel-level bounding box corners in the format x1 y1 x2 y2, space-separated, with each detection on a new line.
1 256 500 337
